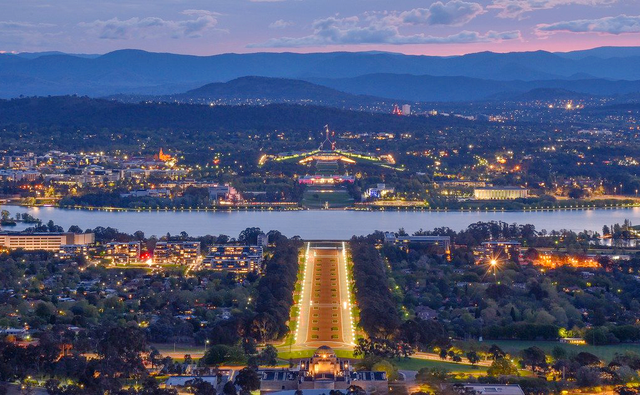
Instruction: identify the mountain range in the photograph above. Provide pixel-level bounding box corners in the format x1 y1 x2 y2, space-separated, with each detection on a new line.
1 47 640 102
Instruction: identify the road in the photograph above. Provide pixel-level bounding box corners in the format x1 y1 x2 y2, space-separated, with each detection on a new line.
294 242 354 349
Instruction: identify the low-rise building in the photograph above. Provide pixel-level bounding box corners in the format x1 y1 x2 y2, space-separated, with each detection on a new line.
453 384 524 395
480 241 521 263
474 186 528 200
203 245 263 273
362 183 395 200
153 241 201 265
105 242 141 264
0 232 94 251
57 244 91 260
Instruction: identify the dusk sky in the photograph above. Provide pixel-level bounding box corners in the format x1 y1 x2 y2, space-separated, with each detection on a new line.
2 0 639 56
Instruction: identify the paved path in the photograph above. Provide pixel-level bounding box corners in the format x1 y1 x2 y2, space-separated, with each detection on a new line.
294 242 354 349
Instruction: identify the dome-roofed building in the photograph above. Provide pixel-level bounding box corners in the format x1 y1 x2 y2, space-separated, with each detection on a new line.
259 344 388 394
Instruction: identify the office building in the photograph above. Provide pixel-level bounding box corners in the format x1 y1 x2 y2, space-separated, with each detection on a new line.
203 245 263 273
153 241 201 265
0 232 94 251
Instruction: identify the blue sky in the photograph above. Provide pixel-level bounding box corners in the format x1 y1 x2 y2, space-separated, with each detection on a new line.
2 0 639 55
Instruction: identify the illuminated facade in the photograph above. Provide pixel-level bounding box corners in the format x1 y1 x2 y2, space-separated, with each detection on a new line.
0 232 94 251
57 244 91 260
260 125 397 168
203 245 263 273
260 346 387 393
298 174 355 185
153 241 201 265
105 242 141 264
474 186 528 200
481 241 521 263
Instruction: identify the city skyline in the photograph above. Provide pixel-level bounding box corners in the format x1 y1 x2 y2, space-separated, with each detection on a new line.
2 0 639 56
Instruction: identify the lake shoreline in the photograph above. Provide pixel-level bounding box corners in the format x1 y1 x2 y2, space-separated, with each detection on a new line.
3 201 640 214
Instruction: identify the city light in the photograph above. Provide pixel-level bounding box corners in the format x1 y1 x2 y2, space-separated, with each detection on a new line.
294 242 312 344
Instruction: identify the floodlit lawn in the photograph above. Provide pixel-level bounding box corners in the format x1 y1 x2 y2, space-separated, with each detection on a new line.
152 343 205 355
481 340 640 362
301 189 354 208
278 349 356 360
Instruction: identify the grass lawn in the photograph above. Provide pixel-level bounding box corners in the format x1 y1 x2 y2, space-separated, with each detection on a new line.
151 343 205 355
479 340 640 362
301 188 354 208
394 358 488 374
277 349 356 360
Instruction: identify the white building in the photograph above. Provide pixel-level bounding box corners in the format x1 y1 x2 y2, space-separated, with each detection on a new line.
474 186 528 200
0 232 94 251
402 104 411 116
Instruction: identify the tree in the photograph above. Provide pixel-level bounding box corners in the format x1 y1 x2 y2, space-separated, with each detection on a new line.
576 366 602 387
574 352 601 367
258 345 278 366
551 346 567 361
466 351 480 366
186 378 216 395
371 360 399 381
234 368 260 393
522 347 548 373
203 345 230 366
222 382 236 395
488 344 506 360
238 228 262 246
487 358 519 377
415 367 449 384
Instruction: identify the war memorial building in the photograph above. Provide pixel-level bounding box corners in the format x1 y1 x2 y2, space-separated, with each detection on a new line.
260 346 387 394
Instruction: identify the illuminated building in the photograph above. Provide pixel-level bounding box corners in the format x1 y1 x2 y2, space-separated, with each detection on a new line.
57 244 91 260
260 125 397 168
155 148 173 162
453 384 524 395
298 174 355 185
402 104 411 115
105 242 141 264
474 186 528 200
481 241 521 263
208 185 243 203
203 245 263 273
260 346 387 393
0 232 94 251
153 241 201 265
363 183 395 200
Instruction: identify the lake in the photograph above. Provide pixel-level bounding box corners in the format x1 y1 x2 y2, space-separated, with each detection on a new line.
2 205 640 239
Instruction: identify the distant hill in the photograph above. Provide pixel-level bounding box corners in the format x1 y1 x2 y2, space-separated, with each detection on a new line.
2 47 640 98
500 88 597 102
157 76 391 108
555 46 640 60
0 96 471 133
308 74 640 102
